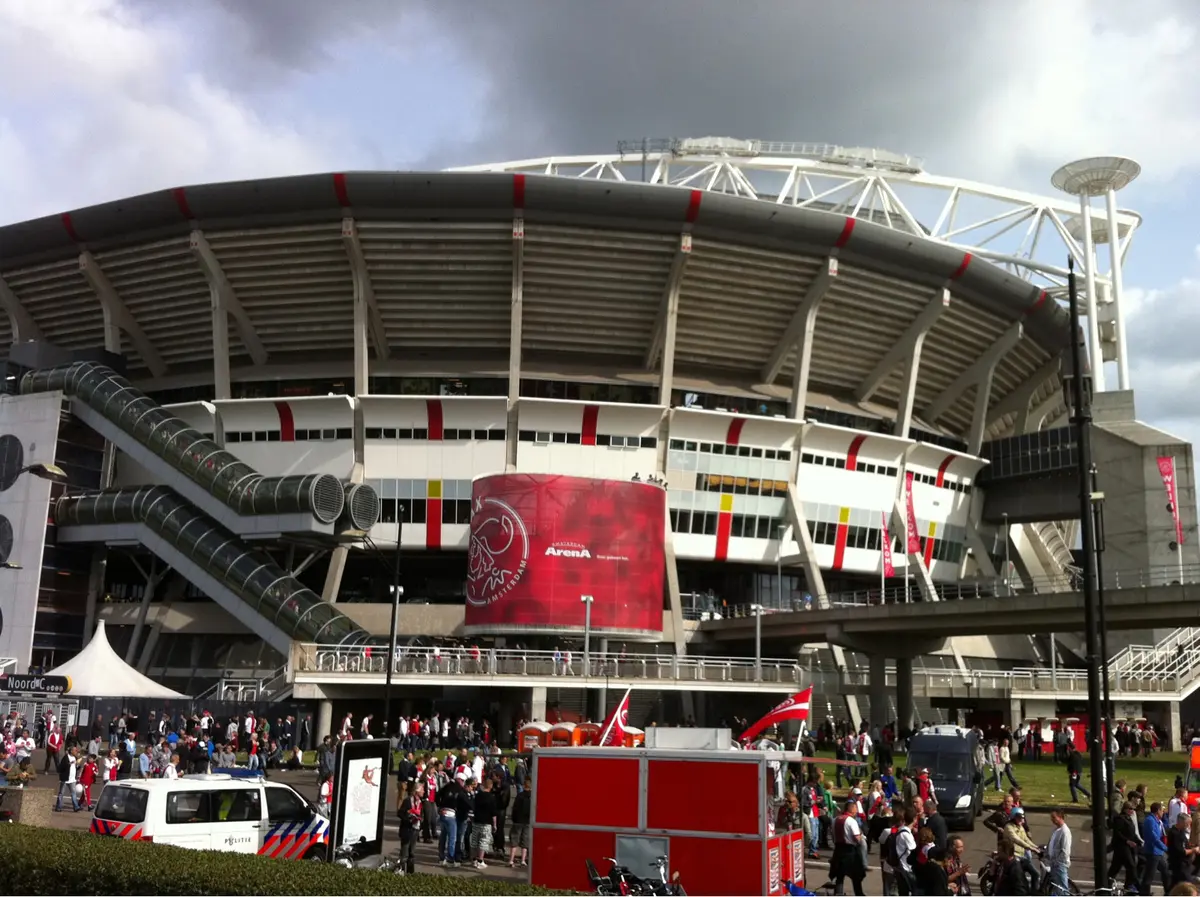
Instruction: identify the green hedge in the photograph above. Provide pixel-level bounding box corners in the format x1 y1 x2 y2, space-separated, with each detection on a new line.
0 826 565 896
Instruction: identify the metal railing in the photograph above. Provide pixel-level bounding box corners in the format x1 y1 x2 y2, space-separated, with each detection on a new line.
808 562 1200 609
293 645 804 686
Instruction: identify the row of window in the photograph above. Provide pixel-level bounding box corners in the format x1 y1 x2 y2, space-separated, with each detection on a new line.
376 498 474 526
365 427 506 441
800 452 900 479
668 509 782 540
695 473 790 499
517 431 657 449
668 439 793 462
808 522 966 564
226 428 351 443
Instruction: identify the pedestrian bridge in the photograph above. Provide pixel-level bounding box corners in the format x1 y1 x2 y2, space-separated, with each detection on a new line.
288 645 805 696
704 562 1200 646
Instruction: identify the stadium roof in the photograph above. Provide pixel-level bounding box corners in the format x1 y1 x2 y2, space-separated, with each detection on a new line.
0 170 1070 439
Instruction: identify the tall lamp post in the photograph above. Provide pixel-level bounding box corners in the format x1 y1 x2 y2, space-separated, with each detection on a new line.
18 462 70 484
379 511 404 743
581 595 594 676
750 604 763 682
1063 256 1109 890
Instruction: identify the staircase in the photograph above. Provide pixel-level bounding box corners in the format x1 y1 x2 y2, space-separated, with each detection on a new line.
193 665 291 704
1108 627 1200 697
1029 521 1078 590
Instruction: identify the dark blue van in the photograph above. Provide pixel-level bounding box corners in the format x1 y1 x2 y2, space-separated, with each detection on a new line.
904 725 985 830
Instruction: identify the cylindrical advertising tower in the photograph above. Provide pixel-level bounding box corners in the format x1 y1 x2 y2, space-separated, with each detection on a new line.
464 473 665 637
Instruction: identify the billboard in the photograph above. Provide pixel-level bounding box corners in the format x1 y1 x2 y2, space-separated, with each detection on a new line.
464 473 665 636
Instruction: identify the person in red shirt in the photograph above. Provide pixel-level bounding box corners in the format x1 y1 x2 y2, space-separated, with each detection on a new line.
44 726 64 774
79 754 99 810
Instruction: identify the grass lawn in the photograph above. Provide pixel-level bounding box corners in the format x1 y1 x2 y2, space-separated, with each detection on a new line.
800 750 1184 809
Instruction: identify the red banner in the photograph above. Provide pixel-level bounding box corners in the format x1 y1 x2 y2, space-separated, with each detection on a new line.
1158 456 1185 547
904 472 922 553
465 473 665 636
739 687 813 743
881 512 895 577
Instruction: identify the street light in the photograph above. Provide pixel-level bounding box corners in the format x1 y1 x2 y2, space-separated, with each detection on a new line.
0 561 21 570
1062 255 1109 890
750 604 763 682
1001 512 1010 595
776 524 785 609
19 462 69 484
581 595 594 677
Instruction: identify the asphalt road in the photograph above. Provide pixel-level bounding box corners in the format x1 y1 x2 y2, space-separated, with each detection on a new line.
807 808 1112 892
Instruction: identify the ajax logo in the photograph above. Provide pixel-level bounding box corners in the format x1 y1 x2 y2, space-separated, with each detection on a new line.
467 497 530 607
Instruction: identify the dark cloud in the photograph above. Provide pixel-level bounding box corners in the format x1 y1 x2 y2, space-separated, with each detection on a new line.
198 0 1198 179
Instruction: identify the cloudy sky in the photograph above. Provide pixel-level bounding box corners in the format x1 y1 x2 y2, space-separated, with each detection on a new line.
0 0 1197 451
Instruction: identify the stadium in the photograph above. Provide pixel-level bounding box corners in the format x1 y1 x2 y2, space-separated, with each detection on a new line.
0 137 1194 740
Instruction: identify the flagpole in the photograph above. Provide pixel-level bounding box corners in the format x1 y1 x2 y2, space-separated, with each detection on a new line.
598 687 632 746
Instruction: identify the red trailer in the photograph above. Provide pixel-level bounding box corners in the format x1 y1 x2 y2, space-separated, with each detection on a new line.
530 746 805 896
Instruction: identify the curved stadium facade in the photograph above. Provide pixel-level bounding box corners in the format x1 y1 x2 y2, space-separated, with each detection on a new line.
0 139 1190 734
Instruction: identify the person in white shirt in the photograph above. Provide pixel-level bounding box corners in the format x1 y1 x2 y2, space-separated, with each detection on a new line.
893 808 919 895
471 753 485 784
360 714 373 740
1169 788 1189 828
341 713 354 739
163 754 180 780
13 730 35 762
831 799 866 895
856 730 873 779
244 712 256 738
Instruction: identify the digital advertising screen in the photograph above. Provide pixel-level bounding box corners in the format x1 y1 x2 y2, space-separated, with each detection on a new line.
331 738 390 856
465 473 665 637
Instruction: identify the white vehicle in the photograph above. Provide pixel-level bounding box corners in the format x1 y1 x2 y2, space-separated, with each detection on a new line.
89 774 329 860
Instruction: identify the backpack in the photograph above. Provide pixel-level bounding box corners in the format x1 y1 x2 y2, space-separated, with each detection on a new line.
800 785 814 813
883 826 903 868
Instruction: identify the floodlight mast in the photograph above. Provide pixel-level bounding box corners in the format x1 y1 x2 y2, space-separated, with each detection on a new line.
1051 157 1142 392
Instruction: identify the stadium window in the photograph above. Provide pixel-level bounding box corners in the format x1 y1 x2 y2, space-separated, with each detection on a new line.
534 432 551 444
552 432 567 444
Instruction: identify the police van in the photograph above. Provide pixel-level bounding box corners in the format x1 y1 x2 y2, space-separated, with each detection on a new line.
89 774 330 860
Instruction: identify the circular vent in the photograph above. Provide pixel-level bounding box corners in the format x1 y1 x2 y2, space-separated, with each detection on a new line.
344 483 381 531
308 474 346 525
0 515 13 565
0 435 25 492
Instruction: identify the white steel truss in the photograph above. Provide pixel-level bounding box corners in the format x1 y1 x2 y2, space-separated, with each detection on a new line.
454 137 1143 380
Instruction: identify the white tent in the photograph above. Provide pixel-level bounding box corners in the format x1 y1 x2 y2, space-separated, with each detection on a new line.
46 620 189 699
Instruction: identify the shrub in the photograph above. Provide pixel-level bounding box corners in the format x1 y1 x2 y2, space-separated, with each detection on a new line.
0 826 566 896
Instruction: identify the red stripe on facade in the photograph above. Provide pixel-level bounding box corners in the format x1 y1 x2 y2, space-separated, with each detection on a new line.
426 500 442 550
834 217 856 248
923 535 935 568
426 399 444 441
172 187 193 220
725 418 746 446
513 173 526 209
273 401 295 441
332 173 350 207
845 435 868 472
61 213 81 243
1026 290 1049 316
581 404 599 446
832 523 850 571
935 455 954 488
685 190 703 224
949 252 973 281
714 512 732 561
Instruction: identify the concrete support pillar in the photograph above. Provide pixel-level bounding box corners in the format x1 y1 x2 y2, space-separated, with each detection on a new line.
136 623 163 673
869 655 888 731
896 658 914 735
211 284 232 401
321 548 348 604
125 563 165 665
316 700 333 743
530 686 547 722
1009 698 1023 730
597 638 609 723
1170 701 1183 752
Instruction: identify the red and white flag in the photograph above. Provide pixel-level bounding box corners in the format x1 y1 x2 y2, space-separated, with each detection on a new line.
1158 456 1185 547
904 472 922 553
597 688 632 746
739 686 813 743
881 512 895 578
